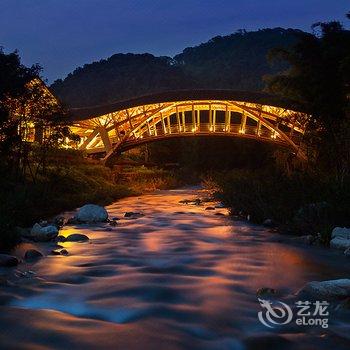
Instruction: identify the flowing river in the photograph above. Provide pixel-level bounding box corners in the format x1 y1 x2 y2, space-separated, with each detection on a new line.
0 187 349 349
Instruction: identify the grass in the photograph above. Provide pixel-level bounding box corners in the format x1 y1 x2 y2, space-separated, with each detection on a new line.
120 165 192 192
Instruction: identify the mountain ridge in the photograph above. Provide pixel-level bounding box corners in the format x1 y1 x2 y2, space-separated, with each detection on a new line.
51 28 303 108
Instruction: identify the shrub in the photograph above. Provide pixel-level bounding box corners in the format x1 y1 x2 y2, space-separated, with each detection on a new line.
209 169 350 236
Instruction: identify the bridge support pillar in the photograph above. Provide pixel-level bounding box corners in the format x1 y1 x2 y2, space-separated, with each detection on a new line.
209 104 212 131
196 110 200 130
153 119 158 136
225 106 230 132
181 111 186 132
99 127 112 152
78 128 98 150
176 107 181 132
213 110 216 132
256 120 261 136
161 113 166 134
240 113 247 133
167 116 171 134
191 104 196 132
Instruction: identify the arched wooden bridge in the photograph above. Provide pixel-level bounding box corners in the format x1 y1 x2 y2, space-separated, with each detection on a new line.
68 90 310 163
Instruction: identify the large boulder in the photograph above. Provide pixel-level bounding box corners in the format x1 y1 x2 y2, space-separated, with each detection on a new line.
75 204 108 223
0 254 19 267
330 227 350 250
332 227 350 240
330 237 350 250
30 223 58 242
298 279 350 300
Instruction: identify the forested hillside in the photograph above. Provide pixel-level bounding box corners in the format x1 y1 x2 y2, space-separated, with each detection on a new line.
51 28 302 107
51 54 194 107
174 28 300 91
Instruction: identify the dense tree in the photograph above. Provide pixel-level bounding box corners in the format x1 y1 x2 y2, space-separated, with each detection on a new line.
266 17 350 180
0 49 77 178
0 49 79 246
0 49 39 164
51 28 301 107
174 28 300 91
51 53 195 107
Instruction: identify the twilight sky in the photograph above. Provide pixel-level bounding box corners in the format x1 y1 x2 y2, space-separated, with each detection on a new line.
0 0 349 82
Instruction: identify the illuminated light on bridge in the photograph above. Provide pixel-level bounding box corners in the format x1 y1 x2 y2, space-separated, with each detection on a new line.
68 90 310 163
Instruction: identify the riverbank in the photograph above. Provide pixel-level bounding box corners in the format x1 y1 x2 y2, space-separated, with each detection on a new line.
0 151 131 249
0 187 349 349
0 149 185 249
205 168 350 245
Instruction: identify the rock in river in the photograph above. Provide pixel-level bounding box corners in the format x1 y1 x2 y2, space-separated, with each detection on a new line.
29 223 58 242
75 204 108 223
65 233 89 242
24 249 43 261
0 254 19 267
330 227 350 251
124 212 143 218
298 279 350 300
331 227 350 239
52 248 69 256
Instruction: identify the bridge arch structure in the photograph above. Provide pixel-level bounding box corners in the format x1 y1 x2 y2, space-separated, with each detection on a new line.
69 90 310 163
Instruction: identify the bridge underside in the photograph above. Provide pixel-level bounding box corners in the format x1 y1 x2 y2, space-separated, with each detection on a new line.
70 98 309 163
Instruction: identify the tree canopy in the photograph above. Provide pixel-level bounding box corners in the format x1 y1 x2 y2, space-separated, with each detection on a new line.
266 18 350 178
51 28 301 107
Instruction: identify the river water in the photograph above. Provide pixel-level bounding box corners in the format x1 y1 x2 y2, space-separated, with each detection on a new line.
0 187 349 349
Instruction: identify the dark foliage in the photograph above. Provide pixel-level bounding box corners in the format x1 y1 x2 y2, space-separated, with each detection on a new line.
266 20 350 180
143 137 275 171
51 54 195 108
174 28 300 91
51 28 301 107
212 14 350 242
213 168 350 238
0 49 39 161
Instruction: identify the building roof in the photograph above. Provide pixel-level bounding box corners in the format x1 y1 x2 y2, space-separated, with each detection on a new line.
67 89 299 121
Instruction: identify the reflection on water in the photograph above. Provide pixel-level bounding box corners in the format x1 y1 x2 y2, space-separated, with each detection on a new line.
1 188 350 349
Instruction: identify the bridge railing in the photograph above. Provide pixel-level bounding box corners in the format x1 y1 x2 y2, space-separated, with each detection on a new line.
123 123 302 145
100 123 304 156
